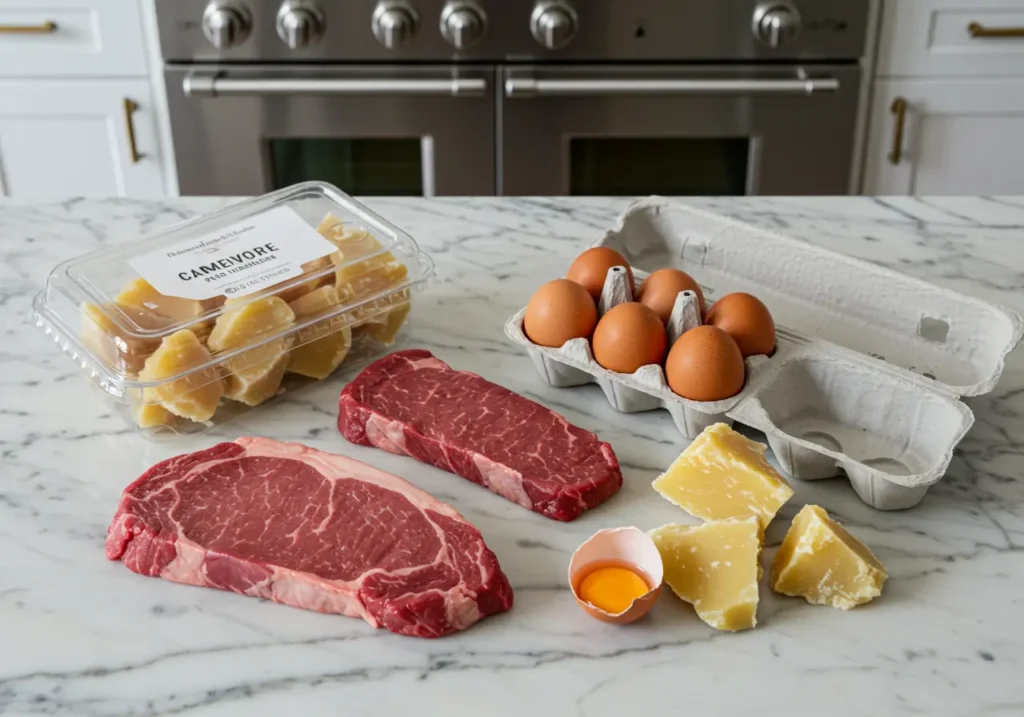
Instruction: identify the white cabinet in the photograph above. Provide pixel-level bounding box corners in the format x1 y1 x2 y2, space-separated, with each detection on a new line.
0 80 165 197
0 0 171 198
878 0 1024 78
862 78 1024 195
863 1 1024 195
0 0 147 78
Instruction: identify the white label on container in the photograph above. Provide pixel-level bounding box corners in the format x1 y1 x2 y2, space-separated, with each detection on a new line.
128 205 338 301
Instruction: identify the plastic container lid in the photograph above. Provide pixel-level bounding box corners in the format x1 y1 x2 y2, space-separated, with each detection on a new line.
32 181 434 399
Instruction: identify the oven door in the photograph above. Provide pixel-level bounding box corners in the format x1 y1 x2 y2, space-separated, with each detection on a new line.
166 65 496 196
499 65 861 196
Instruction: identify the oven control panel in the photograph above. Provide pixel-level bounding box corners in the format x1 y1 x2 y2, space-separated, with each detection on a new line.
752 1 802 49
371 1 420 49
200 1 251 50
439 1 487 50
158 0 870 63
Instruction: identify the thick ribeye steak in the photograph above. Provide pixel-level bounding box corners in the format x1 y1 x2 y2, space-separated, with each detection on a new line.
338 350 622 521
106 437 513 638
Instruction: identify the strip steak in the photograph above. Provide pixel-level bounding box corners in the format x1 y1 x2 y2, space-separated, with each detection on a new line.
338 350 623 521
105 437 513 638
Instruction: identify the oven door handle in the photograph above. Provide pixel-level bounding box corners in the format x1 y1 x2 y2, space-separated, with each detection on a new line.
504 76 840 98
183 72 488 98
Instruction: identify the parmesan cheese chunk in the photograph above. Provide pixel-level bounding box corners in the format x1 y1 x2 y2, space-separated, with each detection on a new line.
318 214 411 340
208 296 295 405
650 517 763 631
287 286 352 380
138 330 224 422
652 423 794 528
115 278 218 342
771 504 887 610
357 292 411 346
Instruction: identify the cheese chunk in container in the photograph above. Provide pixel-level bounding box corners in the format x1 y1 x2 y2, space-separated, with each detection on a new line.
32 181 434 437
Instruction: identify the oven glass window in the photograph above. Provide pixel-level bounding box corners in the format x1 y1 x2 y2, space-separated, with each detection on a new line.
569 138 750 196
269 139 424 195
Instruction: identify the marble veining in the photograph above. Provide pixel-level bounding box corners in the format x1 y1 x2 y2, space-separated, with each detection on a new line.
1 196 1023 717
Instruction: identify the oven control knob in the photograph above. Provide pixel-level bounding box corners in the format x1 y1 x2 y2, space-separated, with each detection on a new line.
372 2 419 49
440 1 487 50
530 1 577 51
202 2 251 50
752 2 801 49
276 1 326 50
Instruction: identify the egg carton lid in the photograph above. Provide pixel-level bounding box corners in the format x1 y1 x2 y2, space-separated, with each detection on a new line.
594 198 1023 399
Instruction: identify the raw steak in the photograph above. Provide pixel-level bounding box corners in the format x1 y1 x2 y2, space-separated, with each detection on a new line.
338 350 623 521
105 437 513 638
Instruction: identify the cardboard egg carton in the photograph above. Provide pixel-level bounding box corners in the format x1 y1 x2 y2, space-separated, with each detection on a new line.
506 268 778 439
505 198 1023 510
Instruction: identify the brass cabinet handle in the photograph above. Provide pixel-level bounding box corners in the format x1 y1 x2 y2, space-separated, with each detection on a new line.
0 20 57 34
888 97 908 166
122 98 142 164
968 21 1024 38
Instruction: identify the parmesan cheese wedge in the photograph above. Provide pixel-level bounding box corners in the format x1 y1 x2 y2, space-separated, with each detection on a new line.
650 517 763 631
771 505 887 610
653 423 794 529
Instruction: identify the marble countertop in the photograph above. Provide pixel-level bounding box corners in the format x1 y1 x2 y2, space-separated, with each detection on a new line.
2 196 1024 717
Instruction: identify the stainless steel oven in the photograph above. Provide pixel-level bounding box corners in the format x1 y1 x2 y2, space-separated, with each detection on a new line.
166 65 496 195
157 0 871 197
499 64 860 195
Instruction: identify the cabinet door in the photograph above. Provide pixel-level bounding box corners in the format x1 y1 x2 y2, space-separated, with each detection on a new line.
863 79 1024 195
0 0 147 77
878 0 1024 78
0 80 164 197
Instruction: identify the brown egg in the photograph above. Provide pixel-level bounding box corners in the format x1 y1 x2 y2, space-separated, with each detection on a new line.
524 279 598 348
705 292 776 357
592 302 667 374
636 268 707 323
567 247 636 300
665 326 745 401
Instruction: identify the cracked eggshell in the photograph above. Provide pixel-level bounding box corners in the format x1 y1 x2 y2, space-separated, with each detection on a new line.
569 527 664 624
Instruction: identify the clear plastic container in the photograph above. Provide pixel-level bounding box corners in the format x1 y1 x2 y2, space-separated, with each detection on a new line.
32 181 434 437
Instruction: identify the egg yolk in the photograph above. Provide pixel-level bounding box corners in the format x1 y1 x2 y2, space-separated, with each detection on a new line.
578 566 650 614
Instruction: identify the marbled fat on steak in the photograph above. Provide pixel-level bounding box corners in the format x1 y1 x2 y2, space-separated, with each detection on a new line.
105 437 513 638
338 350 623 521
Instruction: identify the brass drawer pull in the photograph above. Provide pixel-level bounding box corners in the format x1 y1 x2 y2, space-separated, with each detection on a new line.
968 21 1024 38
123 98 142 164
0 20 57 34
888 97 908 166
